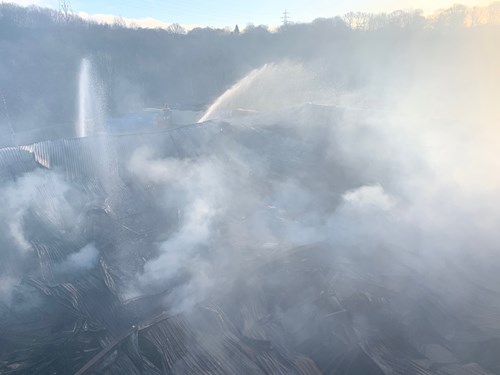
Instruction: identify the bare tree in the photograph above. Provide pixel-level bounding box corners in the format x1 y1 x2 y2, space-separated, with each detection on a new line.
167 23 186 34
113 16 126 28
58 0 72 23
343 12 371 30
435 4 467 28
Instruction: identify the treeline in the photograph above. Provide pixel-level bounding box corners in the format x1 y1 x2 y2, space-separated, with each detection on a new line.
0 2 499 137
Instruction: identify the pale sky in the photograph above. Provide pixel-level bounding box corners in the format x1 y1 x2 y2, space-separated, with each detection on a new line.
6 0 495 28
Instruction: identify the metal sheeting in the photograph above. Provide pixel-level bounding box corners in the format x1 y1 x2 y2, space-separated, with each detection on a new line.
0 114 499 374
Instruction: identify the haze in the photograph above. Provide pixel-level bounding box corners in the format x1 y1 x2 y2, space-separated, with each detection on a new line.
0 1 499 374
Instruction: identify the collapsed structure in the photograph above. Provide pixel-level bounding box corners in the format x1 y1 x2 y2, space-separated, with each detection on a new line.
0 106 499 374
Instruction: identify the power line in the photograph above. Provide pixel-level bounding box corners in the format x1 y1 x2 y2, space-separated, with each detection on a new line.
281 9 291 26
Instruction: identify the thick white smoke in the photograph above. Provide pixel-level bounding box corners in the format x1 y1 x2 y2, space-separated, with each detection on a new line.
127 52 500 316
0 170 83 252
1 28 499 322
0 169 89 304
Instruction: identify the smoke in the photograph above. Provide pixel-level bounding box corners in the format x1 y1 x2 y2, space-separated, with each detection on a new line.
0 169 83 252
0 169 90 304
1 22 499 371
1 56 496 320
0 276 18 306
58 243 100 273
120 45 500 321
126 146 228 306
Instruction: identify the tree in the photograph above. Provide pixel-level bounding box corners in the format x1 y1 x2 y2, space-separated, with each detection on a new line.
343 12 371 30
435 4 467 28
234 24 240 34
58 0 72 23
113 16 126 28
167 23 186 34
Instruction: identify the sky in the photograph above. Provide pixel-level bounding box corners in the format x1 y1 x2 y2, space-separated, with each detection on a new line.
6 0 495 28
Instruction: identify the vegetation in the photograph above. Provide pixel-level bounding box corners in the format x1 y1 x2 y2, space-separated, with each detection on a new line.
0 2 499 135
